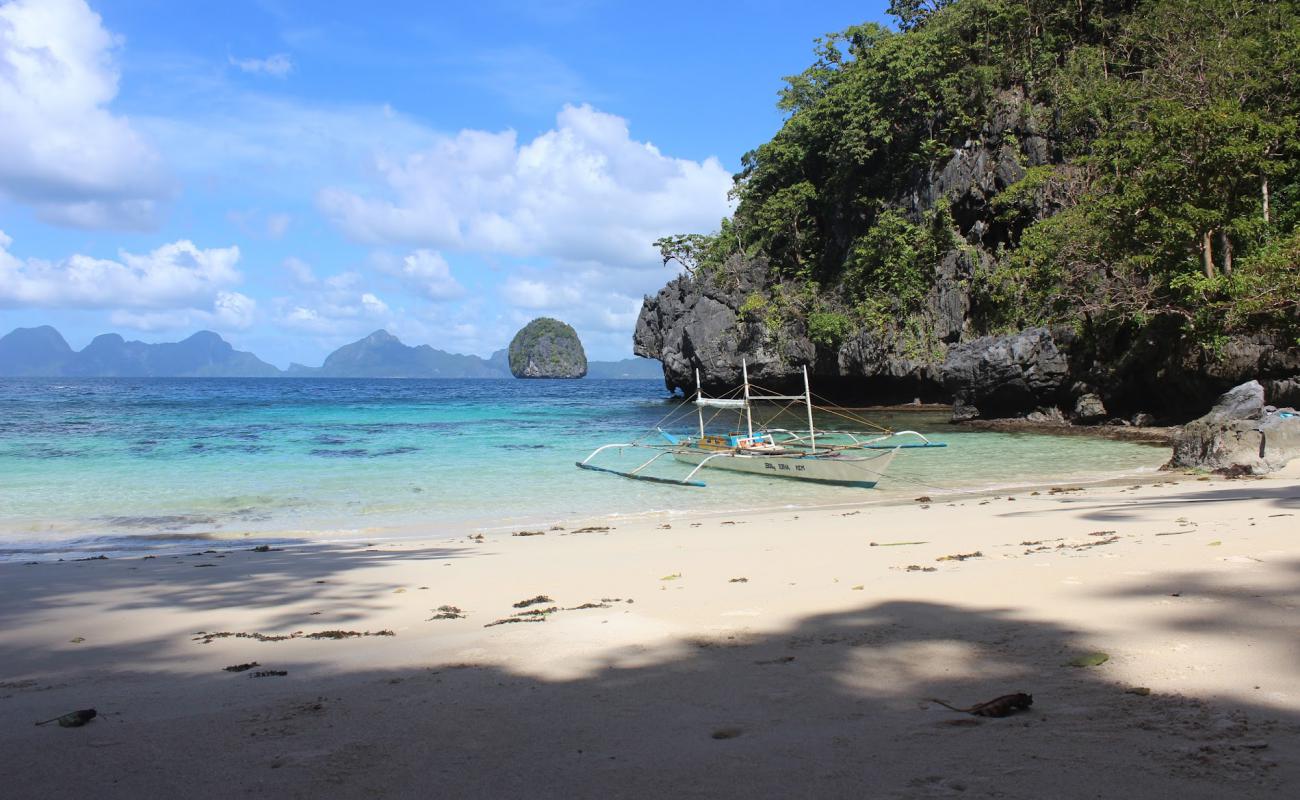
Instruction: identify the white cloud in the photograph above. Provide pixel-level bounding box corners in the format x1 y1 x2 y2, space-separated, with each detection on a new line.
273 261 393 336
108 290 257 332
360 292 388 315
502 276 579 309
0 0 166 228
376 249 465 301
318 104 733 269
0 229 241 309
229 53 293 77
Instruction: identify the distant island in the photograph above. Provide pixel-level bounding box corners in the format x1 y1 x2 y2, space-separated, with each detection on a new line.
0 325 662 380
507 318 587 379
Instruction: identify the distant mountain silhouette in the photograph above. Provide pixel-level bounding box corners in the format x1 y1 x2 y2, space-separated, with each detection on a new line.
0 325 663 379
292 330 509 378
0 326 74 376
0 327 277 377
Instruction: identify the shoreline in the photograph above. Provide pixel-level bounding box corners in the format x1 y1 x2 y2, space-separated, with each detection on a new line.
0 459 1182 563
2 469 1297 797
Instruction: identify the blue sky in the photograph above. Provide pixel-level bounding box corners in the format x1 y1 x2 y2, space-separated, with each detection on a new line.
0 0 890 366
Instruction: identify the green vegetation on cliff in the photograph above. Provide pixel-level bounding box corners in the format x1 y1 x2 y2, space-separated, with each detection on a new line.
657 0 1300 345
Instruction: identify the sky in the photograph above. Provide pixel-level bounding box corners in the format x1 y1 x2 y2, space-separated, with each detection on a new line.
0 0 890 367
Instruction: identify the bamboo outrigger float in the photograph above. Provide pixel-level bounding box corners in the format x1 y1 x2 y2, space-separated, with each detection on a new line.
576 361 945 488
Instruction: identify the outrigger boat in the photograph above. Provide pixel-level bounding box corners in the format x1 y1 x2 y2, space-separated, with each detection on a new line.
576 361 945 488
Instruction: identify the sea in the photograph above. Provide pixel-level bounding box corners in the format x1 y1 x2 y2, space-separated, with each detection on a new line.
0 378 1169 560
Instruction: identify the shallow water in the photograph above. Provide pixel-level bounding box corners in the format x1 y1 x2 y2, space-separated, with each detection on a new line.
0 378 1167 558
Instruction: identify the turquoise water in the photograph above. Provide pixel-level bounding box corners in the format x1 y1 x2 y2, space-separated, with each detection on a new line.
0 378 1167 559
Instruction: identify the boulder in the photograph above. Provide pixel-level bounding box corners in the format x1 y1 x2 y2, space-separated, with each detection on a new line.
1169 381 1300 474
508 318 587 379
1073 393 1107 423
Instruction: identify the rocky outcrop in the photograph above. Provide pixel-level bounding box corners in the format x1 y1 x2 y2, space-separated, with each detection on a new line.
1169 381 1300 474
508 318 587 379
940 329 1068 421
633 86 1300 421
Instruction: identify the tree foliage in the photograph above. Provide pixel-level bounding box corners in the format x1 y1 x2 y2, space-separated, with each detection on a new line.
664 0 1300 344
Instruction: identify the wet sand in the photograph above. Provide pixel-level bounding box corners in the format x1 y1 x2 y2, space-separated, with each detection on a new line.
1 468 1298 798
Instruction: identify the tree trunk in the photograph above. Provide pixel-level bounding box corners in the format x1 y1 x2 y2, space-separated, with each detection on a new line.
1219 230 1233 275
1262 176 1270 224
1202 230 1216 279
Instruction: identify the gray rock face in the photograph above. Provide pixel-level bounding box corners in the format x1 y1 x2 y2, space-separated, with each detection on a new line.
1169 381 1300 474
508 318 587 379
635 253 955 399
940 329 1068 420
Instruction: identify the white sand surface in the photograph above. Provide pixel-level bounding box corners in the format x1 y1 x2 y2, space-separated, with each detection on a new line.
1 472 1297 798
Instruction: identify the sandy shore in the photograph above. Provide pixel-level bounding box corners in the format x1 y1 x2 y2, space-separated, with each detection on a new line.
2 469 1298 798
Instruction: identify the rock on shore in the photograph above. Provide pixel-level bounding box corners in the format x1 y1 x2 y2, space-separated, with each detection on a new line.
1169 380 1300 474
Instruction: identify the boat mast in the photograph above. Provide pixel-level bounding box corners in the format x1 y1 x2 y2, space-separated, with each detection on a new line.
742 360 753 438
695 368 704 437
803 365 816 453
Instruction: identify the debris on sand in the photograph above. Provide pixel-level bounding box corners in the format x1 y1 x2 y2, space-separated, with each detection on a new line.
484 616 546 628
512 606 559 618
193 629 394 644
936 551 983 562
1125 687 1152 696
512 595 553 609
35 709 97 728
729 577 749 583
905 565 938 572
572 526 611 534
914 496 932 503
512 530 545 537
660 573 682 581
1064 651 1109 668
870 541 927 547
250 545 281 552
1056 535 1119 551
223 662 260 672
428 605 465 620
754 656 796 665
928 693 1032 718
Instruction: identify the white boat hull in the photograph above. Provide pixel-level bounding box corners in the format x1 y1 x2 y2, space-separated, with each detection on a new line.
672 447 897 488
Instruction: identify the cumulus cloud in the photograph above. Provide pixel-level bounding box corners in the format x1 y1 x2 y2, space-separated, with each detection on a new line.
109 290 257 332
318 104 733 269
228 53 293 77
273 259 393 336
375 249 465 301
0 0 166 229
0 229 241 310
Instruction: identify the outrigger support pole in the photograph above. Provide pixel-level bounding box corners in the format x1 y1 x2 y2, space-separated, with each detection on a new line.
742 360 753 439
681 452 728 485
803 365 816 453
695 368 704 437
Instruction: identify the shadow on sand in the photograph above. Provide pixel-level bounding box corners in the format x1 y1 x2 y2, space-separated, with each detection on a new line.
0 546 1296 799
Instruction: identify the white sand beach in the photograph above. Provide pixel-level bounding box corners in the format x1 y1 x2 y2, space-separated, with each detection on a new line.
2 469 1298 798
